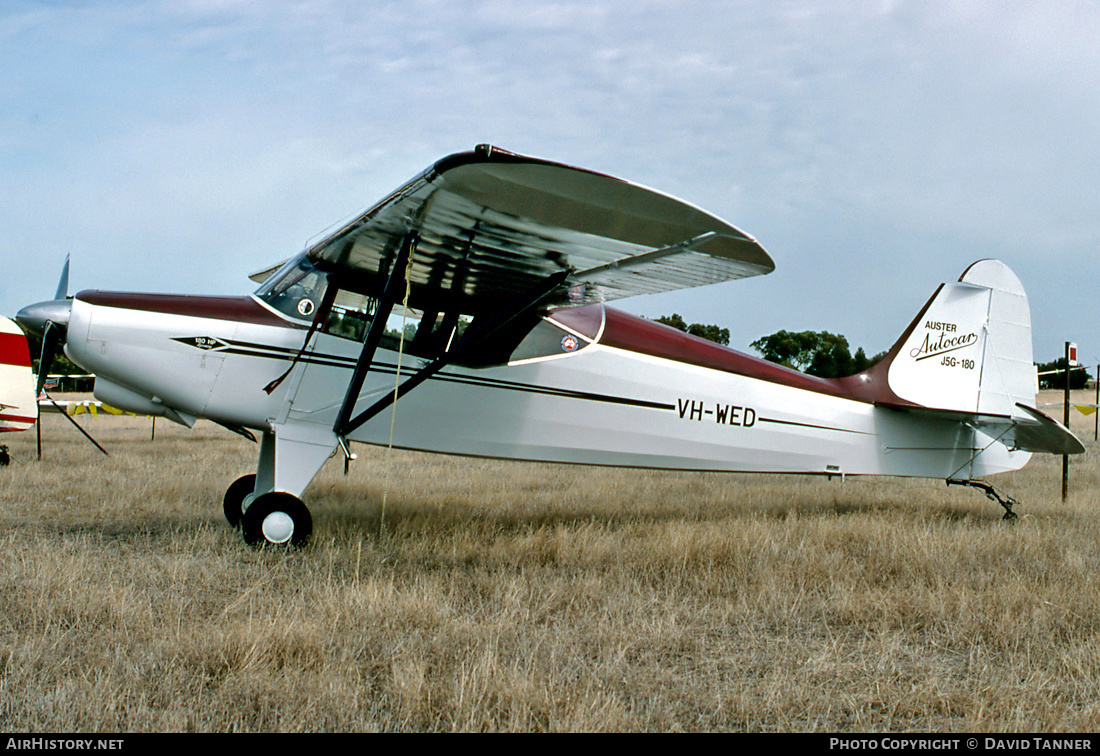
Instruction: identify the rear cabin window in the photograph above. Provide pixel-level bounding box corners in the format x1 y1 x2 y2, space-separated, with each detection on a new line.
507 317 594 363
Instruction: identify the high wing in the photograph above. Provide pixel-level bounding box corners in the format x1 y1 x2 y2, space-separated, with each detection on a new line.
305 145 774 315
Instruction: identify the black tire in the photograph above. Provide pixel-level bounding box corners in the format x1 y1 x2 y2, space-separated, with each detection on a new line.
241 492 312 549
223 474 257 528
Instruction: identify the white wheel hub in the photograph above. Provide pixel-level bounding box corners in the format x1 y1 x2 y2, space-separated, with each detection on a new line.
261 511 295 544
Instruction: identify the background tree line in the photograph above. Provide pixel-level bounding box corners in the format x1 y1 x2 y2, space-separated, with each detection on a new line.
656 314 883 378
748 330 886 378
654 314 730 346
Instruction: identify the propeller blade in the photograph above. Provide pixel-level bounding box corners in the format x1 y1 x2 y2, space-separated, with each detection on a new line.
35 320 62 397
53 255 70 301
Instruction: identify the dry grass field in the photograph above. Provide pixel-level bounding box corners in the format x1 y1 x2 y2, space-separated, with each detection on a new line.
1 391 1098 732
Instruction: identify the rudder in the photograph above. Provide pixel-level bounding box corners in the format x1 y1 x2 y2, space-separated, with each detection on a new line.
884 259 1035 417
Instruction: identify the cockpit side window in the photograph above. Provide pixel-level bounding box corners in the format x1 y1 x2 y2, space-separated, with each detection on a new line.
253 253 329 323
255 255 593 366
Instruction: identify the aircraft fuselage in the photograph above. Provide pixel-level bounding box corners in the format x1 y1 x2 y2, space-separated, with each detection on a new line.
63 290 1026 493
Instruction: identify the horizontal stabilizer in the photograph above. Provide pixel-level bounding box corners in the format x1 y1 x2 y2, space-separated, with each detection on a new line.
879 401 1084 456
1012 404 1086 455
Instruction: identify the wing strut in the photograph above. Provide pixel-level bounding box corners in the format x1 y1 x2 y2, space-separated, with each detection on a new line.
332 232 418 438
332 268 569 441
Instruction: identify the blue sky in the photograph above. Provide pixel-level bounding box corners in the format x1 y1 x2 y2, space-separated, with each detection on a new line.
2 0 1097 366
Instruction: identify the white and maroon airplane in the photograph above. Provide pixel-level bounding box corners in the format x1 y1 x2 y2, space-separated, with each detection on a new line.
16 145 1084 547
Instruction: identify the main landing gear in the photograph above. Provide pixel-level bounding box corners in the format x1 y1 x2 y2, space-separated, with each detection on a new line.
946 478 1019 521
223 474 313 548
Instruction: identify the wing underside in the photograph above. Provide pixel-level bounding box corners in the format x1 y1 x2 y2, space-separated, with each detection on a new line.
305 145 774 315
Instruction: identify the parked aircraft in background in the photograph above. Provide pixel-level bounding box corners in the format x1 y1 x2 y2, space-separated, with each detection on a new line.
0 315 36 466
16 145 1084 547
0 316 36 436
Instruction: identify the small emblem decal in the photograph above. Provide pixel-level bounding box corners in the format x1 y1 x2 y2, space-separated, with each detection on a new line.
175 336 226 351
561 335 579 353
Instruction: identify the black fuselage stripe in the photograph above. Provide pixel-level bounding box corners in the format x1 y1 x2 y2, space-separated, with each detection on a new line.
216 345 675 412
757 417 870 435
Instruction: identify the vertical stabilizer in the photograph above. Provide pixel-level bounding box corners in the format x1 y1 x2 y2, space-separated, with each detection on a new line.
885 260 1035 416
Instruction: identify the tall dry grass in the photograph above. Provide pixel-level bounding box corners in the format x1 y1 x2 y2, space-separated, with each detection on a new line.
0 391 1097 732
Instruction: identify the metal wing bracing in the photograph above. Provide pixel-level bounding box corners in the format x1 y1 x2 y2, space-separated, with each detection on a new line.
305 145 774 315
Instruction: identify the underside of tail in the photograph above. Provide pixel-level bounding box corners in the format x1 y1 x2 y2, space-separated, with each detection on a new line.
878 259 1082 457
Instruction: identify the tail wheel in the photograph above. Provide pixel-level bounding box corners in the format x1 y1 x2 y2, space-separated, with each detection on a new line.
241 492 312 549
223 474 257 528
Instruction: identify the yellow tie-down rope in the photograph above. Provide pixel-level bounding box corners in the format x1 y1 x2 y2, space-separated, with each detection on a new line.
379 251 417 536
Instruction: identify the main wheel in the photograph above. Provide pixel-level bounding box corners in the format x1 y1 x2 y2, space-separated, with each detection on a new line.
241 492 312 549
223 474 256 528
